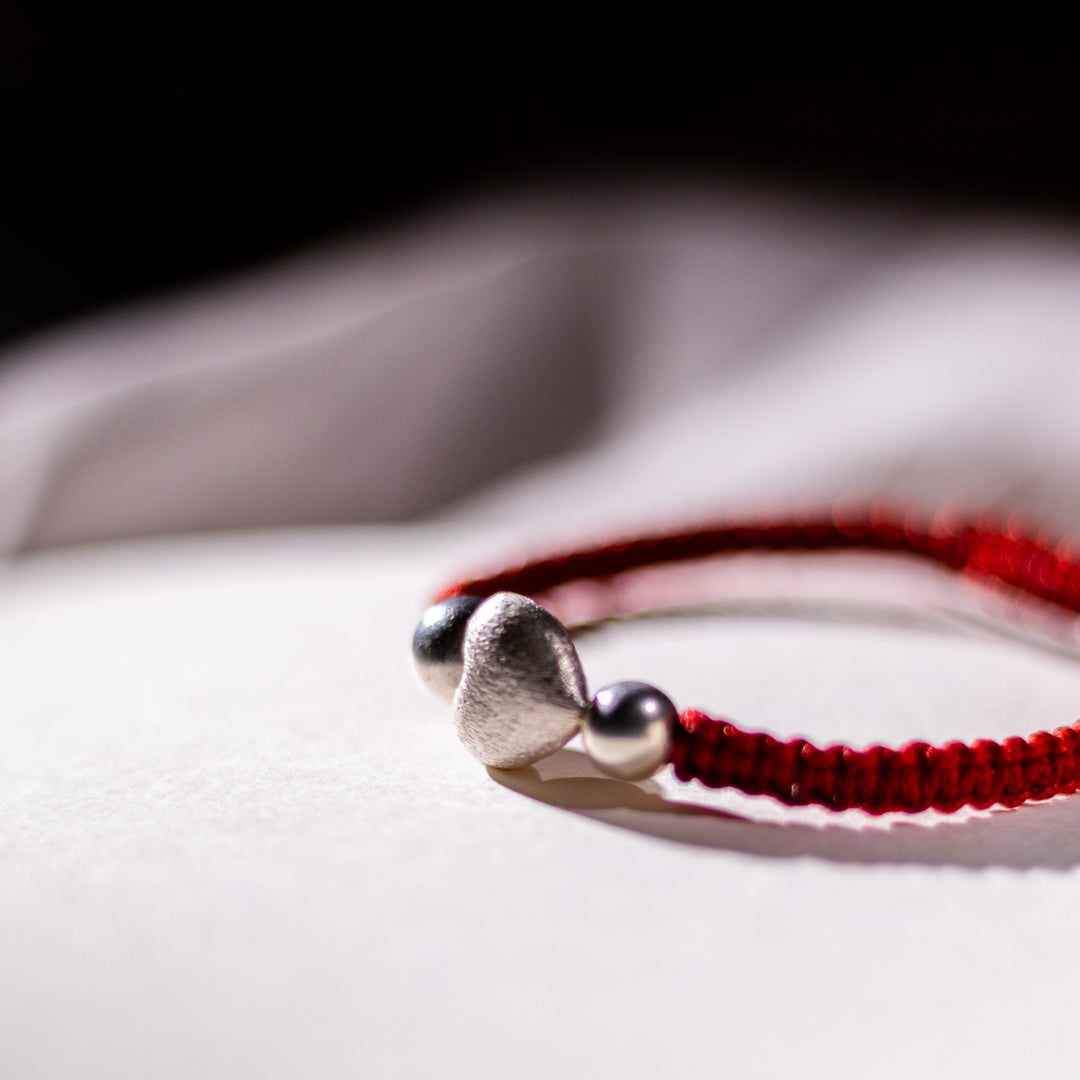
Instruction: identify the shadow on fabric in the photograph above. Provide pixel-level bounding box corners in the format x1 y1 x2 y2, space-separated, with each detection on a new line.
489 747 1080 871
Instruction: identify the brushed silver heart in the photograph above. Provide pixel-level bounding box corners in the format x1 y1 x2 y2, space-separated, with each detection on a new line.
453 592 587 769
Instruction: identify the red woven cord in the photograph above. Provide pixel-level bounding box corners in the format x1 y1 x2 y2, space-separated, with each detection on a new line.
436 507 1080 813
670 713 1080 814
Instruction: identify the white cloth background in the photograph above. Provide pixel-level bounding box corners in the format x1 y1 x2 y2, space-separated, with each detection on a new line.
3 182 1080 1078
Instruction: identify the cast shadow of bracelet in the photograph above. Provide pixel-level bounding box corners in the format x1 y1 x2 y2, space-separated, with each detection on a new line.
488 747 1080 871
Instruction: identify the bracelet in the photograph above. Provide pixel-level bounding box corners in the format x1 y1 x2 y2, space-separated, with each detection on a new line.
412 507 1080 814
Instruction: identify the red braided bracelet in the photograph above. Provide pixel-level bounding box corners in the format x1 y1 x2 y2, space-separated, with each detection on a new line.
411 507 1080 814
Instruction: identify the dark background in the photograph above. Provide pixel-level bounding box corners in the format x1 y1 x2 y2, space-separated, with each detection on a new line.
3 8 1078 349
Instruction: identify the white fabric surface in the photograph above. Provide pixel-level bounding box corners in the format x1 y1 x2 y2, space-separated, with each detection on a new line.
3 184 1080 1078
6 529 1080 1080
0 183 914 549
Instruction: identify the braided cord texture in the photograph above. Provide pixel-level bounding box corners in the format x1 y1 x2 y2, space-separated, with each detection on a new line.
439 507 1080 813
672 713 1080 813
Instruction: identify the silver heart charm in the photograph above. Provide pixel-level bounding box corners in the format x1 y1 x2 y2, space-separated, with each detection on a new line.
453 592 587 769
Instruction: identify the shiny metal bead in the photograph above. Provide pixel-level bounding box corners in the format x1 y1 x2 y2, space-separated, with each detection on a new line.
583 681 677 781
454 592 588 769
412 595 483 702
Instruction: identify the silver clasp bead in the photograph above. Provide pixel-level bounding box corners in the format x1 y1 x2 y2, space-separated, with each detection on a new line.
413 592 676 779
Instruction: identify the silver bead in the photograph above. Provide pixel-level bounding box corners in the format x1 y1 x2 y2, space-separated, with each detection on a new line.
583 681 676 781
454 592 588 769
412 595 483 702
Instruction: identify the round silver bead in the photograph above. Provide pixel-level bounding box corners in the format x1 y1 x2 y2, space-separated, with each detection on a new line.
583 681 676 781
412 595 483 702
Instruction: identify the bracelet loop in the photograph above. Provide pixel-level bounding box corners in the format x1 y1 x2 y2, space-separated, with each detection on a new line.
414 506 1080 814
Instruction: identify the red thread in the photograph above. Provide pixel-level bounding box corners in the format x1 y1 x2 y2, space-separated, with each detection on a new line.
436 505 1080 813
